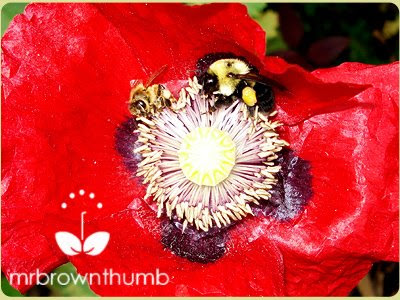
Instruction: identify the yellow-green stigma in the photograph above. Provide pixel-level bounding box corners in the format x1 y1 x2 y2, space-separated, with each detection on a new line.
179 127 236 186
133 76 288 232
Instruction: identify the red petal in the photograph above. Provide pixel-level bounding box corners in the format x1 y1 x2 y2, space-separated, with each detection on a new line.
238 61 398 296
66 209 285 296
1 2 266 294
2 2 398 296
270 49 313 70
263 56 368 125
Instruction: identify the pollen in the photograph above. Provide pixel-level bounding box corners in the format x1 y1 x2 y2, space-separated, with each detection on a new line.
179 127 236 186
133 76 289 232
242 86 257 106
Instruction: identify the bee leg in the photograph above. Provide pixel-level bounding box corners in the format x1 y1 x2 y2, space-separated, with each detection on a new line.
242 87 257 107
247 106 256 117
198 104 217 115
200 106 216 115
208 105 217 113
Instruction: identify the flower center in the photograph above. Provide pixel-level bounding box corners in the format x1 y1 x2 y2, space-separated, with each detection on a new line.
132 76 289 231
179 127 236 186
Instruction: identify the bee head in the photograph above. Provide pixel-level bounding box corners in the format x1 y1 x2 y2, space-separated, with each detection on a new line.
130 93 150 116
207 58 251 97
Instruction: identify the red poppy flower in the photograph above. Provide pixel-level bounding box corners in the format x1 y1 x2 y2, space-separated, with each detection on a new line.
2 3 398 296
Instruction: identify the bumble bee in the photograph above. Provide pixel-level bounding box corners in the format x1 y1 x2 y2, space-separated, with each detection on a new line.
197 53 286 115
129 65 176 117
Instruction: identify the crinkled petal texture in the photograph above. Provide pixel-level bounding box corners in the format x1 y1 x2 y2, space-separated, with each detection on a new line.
255 58 399 295
1 3 398 297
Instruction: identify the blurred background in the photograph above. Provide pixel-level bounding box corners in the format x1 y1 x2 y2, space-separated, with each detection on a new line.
247 3 399 68
1 2 399 297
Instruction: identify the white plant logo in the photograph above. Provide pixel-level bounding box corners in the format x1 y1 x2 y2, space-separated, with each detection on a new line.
55 190 110 256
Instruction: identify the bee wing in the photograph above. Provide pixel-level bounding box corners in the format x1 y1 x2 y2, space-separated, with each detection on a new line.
145 64 169 87
130 79 140 88
235 73 287 91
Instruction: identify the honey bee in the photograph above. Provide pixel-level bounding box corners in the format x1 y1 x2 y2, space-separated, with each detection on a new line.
129 65 176 117
197 53 286 115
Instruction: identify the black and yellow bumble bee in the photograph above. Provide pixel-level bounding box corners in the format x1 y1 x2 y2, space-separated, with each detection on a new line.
196 53 286 115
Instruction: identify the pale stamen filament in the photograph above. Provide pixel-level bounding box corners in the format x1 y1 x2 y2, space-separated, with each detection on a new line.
134 76 289 231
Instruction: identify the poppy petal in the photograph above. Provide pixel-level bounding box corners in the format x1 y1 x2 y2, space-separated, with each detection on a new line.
67 209 285 296
263 56 368 125
1 2 267 293
234 60 398 296
2 2 398 296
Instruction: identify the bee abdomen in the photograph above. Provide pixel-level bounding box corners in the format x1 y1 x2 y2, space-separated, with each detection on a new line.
255 84 275 113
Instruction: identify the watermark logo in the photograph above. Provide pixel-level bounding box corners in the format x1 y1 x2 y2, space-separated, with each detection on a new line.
55 190 110 256
13 190 171 288
9 268 170 287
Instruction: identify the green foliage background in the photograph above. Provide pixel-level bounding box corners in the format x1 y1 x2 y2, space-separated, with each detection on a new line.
1 3 26 36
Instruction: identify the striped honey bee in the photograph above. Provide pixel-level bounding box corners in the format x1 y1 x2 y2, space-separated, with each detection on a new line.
129 65 176 118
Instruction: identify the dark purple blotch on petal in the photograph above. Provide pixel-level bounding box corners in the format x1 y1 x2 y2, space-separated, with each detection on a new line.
115 117 142 173
115 116 311 262
161 217 229 263
160 149 311 263
252 149 313 220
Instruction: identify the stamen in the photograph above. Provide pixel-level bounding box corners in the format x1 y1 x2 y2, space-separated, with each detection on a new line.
134 76 288 231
